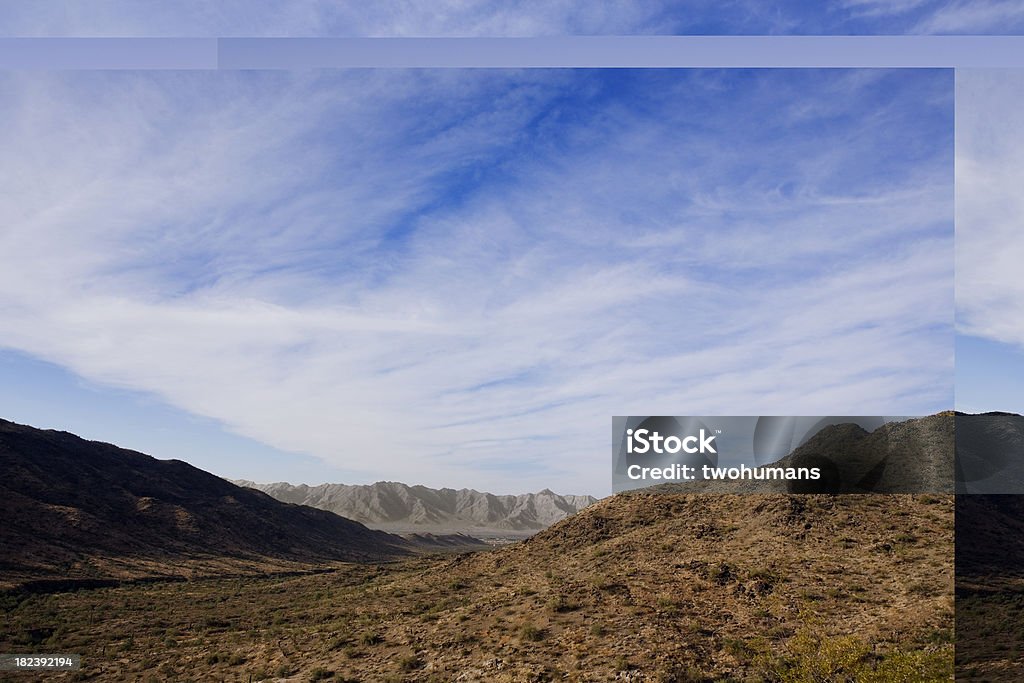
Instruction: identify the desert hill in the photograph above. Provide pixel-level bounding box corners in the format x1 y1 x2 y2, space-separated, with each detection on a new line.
3 488 954 681
235 479 597 534
0 418 419 590
401 490 955 680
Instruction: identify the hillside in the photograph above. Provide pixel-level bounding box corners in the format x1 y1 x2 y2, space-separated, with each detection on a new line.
235 479 597 534
3 490 955 681
955 494 1024 680
0 419 415 590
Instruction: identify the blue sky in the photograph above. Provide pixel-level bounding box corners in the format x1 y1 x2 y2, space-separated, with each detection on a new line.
0 1 1023 36
955 70 1024 414
0 68 953 495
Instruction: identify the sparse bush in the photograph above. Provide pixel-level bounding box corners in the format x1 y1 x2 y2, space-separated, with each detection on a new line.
327 635 351 650
752 630 865 681
751 627 953 683
308 667 334 681
521 624 544 642
399 654 423 671
722 637 753 663
360 631 383 646
863 649 954 682
707 562 733 583
656 597 679 615
548 595 578 613
203 616 232 629
590 623 607 637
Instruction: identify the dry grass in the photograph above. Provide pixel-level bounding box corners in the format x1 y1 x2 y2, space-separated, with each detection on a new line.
0 493 954 681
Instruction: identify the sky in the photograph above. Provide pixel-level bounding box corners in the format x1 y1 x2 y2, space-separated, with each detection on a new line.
0 1 1023 36
0 68 953 496
955 69 1024 414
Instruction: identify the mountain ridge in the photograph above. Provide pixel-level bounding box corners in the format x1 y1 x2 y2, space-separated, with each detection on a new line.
0 418 419 590
234 479 598 535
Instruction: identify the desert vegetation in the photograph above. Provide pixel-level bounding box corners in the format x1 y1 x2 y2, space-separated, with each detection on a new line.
2 493 954 681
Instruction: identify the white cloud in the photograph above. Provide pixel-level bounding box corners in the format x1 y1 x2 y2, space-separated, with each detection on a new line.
913 1 1024 33
956 69 1024 348
0 70 952 494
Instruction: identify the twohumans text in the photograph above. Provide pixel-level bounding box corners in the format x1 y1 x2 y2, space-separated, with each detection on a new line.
626 463 822 481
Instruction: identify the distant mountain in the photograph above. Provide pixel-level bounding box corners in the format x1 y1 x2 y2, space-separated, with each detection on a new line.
234 480 598 534
0 418 418 590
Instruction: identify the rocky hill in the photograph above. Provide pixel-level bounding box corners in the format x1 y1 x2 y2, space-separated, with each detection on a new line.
235 480 597 534
0 419 419 590
6 489 955 681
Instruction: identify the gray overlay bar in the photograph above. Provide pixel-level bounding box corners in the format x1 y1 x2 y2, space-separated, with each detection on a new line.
0 37 1024 70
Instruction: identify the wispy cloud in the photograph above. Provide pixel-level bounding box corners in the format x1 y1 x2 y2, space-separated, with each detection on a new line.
912 1 1024 33
1 1 1023 36
956 70 1024 350
0 69 952 494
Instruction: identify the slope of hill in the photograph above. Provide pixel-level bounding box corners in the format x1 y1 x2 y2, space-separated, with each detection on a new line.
956 494 1024 681
3 489 954 681
235 480 598 534
0 419 415 590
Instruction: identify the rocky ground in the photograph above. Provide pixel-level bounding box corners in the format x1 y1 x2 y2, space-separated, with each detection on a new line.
2 492 954 682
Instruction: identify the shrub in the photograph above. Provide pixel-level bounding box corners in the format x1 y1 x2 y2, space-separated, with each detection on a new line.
360 631 383 646
399 655 423 671
521 624 544 642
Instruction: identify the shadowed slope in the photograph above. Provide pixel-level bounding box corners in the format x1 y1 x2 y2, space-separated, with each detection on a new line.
0 419 413 589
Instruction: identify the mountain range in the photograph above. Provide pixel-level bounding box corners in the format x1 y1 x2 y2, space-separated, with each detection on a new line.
233 480 597 535
0 418 480 591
